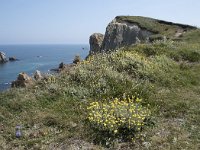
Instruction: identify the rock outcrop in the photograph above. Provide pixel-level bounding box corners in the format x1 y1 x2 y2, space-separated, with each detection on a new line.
0 52 19 63
59 62 66 70
51 62 75 72
73 55 81 64
34 70 43 81
89 33 104 54
101 19 153 51
0 52 7 63
9 57 18 61
89 18 153 54
11 72 34 88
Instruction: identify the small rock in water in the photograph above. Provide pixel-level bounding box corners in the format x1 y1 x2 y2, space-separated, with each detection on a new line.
9 57 18 61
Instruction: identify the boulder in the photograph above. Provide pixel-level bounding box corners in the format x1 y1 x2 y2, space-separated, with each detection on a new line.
11 72 34 88
51 62 75 72
59 62 75 72
9 57 18 61
50 62 66 72
89 33 104 54
59 62 66 70
73 55 81 64
0 52 7 63
34 70 43 81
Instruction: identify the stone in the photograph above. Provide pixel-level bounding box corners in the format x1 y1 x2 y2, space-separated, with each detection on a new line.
34 70 43 81
9 57 18 61
11 72 34 88
59 62 66 69
89 33 104 54
51 62 75 72
73 55 81 64
0 52 7 63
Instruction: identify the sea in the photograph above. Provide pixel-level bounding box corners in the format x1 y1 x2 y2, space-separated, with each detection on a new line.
0 44 89 91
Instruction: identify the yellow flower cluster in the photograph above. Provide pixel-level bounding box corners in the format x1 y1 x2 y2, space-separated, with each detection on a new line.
79 55 95 65
44 75 56 84
87 96 150 134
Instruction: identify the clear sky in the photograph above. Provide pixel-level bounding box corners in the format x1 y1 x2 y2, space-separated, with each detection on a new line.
0 0 199 44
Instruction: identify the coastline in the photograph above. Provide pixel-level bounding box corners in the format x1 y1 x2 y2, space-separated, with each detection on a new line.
0 44 89 92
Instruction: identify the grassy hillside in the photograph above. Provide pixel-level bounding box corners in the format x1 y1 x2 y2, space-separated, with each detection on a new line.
116 16 198 42
0 18 200 149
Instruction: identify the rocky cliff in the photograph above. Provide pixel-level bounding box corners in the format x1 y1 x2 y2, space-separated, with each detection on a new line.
89 33 104 54
0 52 7 63
101 18 152 51
89 16 197 54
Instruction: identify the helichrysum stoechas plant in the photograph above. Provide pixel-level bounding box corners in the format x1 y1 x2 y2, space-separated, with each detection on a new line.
87 96 151 141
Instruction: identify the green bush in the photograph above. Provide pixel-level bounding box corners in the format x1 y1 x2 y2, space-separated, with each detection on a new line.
172 50 200 62
149 34 165 42
180 50 200 62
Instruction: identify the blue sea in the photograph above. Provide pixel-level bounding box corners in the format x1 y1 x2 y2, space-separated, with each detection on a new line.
0 44 89 91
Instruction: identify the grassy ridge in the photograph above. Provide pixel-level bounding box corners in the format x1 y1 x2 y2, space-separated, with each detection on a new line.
116 16 198 41
0 38 200 149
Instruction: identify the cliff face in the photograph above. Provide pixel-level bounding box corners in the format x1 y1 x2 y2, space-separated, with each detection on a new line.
89 16 197 54
89 33 104 54
89 17 153 53
101 19 152 51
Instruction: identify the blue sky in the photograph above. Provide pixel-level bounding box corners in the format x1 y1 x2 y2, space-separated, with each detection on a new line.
0 0 199 44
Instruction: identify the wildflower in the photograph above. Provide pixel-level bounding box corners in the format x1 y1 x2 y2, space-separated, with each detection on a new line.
87 96 150 141
15 125 22 138
114 130 118 133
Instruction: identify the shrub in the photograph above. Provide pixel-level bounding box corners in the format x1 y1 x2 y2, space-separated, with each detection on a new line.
149 34 165 42
180 50 200 62
87 96 151 143
172 50 200 62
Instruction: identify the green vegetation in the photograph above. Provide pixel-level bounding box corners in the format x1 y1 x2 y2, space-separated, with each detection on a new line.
116 16 197 40
1 23 200 149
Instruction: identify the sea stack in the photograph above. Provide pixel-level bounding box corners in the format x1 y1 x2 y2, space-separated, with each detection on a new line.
0 52 7 63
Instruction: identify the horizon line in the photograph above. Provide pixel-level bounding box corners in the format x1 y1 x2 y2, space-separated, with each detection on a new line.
0 43 89 45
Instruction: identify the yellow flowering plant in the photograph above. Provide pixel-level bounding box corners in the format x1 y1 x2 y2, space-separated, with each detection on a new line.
87 96 151 142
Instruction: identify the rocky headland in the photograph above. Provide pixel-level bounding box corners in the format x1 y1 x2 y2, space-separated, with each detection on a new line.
89 16 197 54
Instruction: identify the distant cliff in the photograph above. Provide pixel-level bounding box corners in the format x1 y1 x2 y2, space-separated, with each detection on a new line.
89 16 197 53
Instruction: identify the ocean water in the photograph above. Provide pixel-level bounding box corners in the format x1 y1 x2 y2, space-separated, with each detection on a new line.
0 44 89 91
